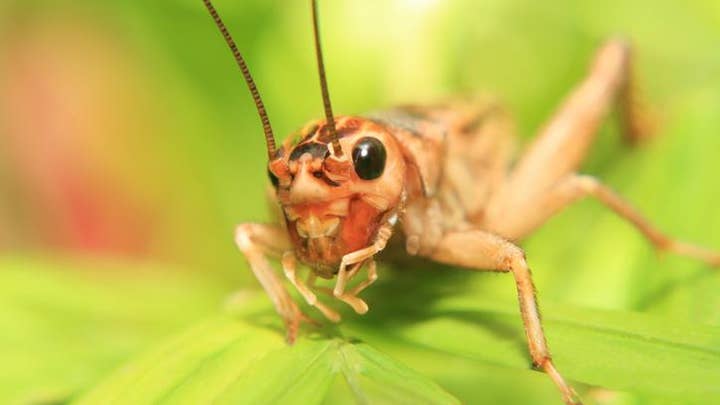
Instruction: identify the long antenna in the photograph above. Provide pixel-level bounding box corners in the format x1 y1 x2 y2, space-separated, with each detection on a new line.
311 0 343 157
202 0 277 159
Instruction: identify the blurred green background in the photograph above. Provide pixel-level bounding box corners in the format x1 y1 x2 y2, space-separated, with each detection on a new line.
1 0 719 404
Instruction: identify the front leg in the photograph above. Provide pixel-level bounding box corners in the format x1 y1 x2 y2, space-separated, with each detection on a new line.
428 229 581 405
235 223 313 344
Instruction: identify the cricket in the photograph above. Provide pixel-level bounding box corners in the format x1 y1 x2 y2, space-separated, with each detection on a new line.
203 1 720 404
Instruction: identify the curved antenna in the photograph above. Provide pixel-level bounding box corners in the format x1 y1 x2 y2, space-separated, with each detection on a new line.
202 0 277 159
311 0 344 157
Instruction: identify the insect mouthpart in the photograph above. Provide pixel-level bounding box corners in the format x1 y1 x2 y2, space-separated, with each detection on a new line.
295 215 341 239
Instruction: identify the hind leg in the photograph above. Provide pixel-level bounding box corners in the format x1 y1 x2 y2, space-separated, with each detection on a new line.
485 39 651 232
488 174 720 265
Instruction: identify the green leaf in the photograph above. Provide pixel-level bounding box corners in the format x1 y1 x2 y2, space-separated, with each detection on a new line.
73 278 720 405
75 316 460 405
0 257 228 404
3 1 720 404
351 291 720 402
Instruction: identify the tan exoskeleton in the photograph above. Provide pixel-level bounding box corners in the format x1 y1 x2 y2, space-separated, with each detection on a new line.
202 1 720 404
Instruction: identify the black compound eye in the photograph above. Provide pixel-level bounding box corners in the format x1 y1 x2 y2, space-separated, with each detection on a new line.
267 169 279 188
352 137 386 180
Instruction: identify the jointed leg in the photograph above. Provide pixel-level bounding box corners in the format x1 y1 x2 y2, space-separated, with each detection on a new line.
333 262 371 314
487 40 650 226
306 262 378 315
235 223 310 343
282 252 341 322
331 260 379 314
428 229 581 405
497 174 720 265
349 260 379 296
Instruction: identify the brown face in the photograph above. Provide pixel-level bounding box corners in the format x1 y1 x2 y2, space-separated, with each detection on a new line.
268 116 406 276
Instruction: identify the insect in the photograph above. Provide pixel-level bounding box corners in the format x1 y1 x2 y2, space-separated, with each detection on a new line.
202 1 720 404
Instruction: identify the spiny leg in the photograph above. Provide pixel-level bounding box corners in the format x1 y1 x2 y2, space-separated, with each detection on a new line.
235 223 311 344
499 174 720 265
281 252 341 322
428 229 581 405
487 39 651 229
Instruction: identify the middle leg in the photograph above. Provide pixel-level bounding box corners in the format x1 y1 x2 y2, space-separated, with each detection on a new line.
427 229 581 405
